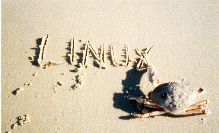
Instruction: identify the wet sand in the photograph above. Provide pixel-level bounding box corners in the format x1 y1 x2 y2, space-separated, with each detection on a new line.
2 1 219 133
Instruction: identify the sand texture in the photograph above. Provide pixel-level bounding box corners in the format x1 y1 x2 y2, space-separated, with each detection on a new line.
2 1 219 133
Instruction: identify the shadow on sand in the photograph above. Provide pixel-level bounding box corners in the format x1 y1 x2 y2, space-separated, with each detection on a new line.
113 65 148 120
29 38 42 66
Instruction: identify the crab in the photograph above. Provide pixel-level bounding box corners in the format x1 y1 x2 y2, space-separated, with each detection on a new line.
129 65 210 118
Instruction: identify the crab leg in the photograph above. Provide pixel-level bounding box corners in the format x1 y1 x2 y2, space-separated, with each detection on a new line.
185 100 210 114
190 100 209 107
129 97 162 109
132 110 166 118
185 108 209 114
147 64 160 87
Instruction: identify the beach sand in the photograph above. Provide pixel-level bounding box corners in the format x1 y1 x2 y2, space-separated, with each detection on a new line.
2 1 219 132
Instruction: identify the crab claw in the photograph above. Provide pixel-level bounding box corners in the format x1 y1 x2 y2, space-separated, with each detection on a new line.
185 100 210 115
147 64 160 87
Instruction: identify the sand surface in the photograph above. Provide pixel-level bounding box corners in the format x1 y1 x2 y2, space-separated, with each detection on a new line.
2 1 219 133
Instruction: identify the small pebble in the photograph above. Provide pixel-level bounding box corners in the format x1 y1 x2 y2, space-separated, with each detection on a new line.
24 114 30 123
14 87 25 95
74 67 83 72
19 87 24 91
18 120 24 125
72 84 81 90
201 118 207 123
11 123 17 129
57 81 63 86
181 78 185 82
12 114 31 128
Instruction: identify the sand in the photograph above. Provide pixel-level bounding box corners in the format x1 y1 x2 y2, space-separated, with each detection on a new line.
1 1 219 133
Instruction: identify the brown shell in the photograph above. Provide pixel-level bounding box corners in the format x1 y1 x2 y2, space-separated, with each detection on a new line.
151 82 199 114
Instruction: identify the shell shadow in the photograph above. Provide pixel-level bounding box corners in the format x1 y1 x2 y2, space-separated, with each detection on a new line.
113 66 147 120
